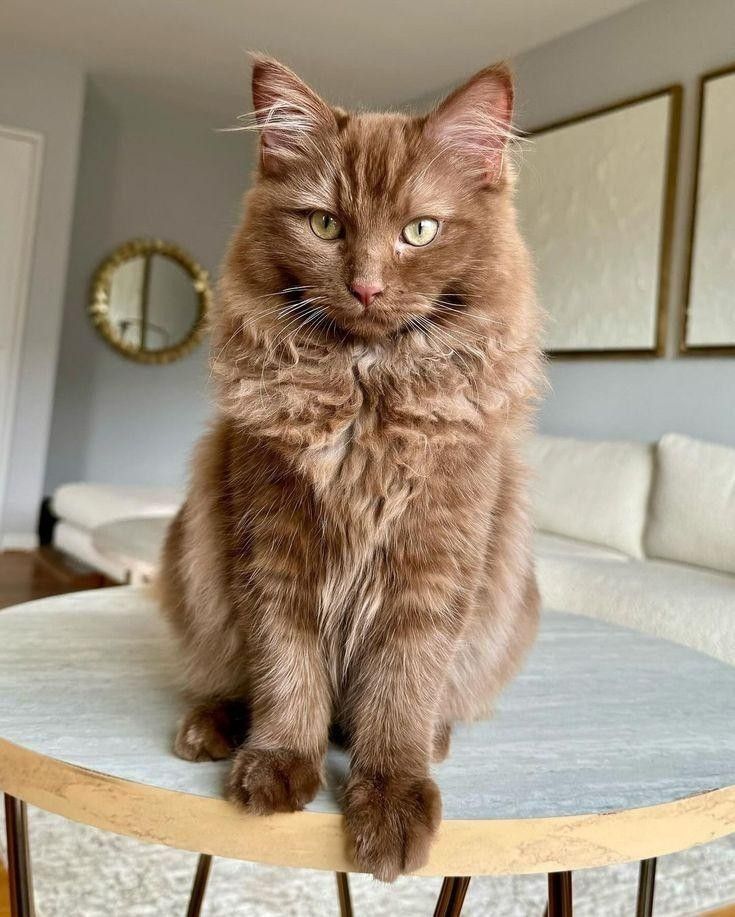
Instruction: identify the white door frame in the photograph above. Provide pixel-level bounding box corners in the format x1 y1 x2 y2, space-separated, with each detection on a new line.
0 124 44 548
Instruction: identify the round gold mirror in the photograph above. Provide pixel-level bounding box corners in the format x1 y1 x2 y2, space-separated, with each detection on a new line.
89 238 211 364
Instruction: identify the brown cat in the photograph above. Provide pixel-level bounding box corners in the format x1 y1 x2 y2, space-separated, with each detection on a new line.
158 55 542 881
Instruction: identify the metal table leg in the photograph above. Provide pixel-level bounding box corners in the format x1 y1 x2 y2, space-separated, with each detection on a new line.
433 876 471 917
547 871 573 917
636 858 657 917
335 872 354 917
4 794 34 917
185 853 212 917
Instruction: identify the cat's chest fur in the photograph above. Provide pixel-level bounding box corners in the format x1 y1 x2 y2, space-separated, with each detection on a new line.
226 336 484 675
298 341 480 523
296 341 482 677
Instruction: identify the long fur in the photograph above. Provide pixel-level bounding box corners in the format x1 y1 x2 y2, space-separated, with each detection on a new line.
157 56 543 882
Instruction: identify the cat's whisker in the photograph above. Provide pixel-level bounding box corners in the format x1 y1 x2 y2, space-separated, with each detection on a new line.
268 299 328 356
294 309 329 352
419 315 486 370
416 318 484 405
277 297 324 316
268 311 311 355
209 324 245 380
250 285 314 302
236 299 313 330
429 318 489 343
429 301 506 329
277 310 327 375
260 312 305 397
430 312 496 336
411 315 454 357
241 298 329 356
252 293 326 323
433 322 486 358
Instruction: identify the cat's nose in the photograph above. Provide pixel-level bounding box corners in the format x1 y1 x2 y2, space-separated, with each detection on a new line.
349 281 384 307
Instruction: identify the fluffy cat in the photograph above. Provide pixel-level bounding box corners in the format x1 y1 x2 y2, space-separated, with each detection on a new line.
158 55 542 881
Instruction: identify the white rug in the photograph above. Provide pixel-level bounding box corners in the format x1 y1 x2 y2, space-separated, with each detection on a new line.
1 806 734 915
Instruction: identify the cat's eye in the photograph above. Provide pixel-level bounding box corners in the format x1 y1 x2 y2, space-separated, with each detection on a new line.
309 210 342 240
402 217 439 247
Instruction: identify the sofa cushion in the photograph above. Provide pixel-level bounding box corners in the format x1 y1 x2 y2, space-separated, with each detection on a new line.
646 434 735 576
52 483 182 532
534 532 630 563
536 553 735 665
526 435 653 558
92 517 171 580
53 521 129 582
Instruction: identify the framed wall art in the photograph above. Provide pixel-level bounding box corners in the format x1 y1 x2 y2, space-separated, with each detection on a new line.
682 64 735 356
516 87 682 357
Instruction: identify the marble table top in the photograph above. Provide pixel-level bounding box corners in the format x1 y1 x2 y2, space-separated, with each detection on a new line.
1 587 733 822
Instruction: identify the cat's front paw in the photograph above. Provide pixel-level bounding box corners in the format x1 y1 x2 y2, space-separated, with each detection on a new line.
174 701 248 762
227 747 322 814
343 771 441 882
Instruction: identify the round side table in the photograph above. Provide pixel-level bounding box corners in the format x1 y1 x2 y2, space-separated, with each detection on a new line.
0 588 733 916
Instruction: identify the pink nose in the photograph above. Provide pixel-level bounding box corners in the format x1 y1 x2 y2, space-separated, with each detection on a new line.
349 281 384 307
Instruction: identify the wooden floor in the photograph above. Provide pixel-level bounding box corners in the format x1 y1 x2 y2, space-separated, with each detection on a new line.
0 550 64 610
0 550 733 916
0 863 9 917
0 549 106 611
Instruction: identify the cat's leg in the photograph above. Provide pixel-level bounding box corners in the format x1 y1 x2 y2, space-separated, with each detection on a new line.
226 614 331 813
442 564 540 725
432 720 452 763
174 700 250 762
342 623 450 880
342 546 469 881
227 637 329 814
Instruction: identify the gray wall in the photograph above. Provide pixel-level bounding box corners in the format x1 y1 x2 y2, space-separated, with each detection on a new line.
512 0 735 447
45 78 253 492
0 47 84 541
412 0 735 447
37 0 735 514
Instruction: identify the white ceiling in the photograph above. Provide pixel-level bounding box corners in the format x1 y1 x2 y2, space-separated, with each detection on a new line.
3 0 647 119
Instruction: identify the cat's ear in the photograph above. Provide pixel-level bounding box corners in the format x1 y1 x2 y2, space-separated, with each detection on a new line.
251 55 336 172
424 64 514 187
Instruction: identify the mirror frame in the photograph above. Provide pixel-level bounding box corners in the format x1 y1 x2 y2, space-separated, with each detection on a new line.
681 62 735 357
89 237 212 364
527 85 682 360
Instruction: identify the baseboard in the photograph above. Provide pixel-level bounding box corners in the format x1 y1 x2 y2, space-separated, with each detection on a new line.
0 532 39 551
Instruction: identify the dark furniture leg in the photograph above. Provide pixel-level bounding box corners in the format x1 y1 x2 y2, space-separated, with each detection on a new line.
547 870 573 917
4 794 34 917
335 872 354 917
185 853 212 917
433 876 471 916
636 858 657 917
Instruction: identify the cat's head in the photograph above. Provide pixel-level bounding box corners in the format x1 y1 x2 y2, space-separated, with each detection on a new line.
229 56 520 343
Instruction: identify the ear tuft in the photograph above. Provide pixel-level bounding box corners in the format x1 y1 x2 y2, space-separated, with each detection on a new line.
250 55 335 169
425 64 515 187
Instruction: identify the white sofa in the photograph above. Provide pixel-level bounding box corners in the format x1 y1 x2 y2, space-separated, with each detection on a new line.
50 483 181 582
529 433 735 666
48 433 735 665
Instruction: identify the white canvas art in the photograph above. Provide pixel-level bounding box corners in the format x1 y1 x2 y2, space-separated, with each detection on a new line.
686 70 735 350
516 92 677 354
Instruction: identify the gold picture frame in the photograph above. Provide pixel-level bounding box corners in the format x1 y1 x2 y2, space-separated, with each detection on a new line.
89 237 212 365
680 62 735 357
524 86 682 359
